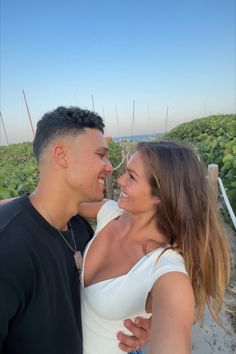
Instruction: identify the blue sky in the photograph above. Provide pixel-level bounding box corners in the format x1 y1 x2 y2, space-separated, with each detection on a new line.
0 0 235 144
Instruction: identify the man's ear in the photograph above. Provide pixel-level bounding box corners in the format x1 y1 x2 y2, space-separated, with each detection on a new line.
53 144 68 167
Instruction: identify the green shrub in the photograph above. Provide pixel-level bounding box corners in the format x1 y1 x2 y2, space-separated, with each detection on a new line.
0 140 123 200
164 114 236 214
107 140 122 197
0 142 39 198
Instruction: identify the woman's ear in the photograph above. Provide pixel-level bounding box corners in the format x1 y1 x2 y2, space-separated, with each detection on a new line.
153 195 160 204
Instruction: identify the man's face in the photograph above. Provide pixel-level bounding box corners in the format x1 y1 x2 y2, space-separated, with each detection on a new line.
65 128 113 202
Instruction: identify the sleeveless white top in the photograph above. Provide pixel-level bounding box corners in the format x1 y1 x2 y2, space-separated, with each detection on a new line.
81 200 187 354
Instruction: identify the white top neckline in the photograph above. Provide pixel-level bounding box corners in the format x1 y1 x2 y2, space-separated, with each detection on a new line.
81 200 165 289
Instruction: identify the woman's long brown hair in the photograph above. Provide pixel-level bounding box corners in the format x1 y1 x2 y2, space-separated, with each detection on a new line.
137 140 231 325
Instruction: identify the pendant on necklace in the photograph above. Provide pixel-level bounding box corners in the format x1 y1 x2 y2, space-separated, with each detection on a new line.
74 251 83 271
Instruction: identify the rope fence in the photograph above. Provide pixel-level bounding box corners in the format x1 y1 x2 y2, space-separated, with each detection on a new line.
218 177 236 229
208 164 236 229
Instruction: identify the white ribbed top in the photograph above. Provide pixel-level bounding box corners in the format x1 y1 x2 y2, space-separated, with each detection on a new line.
81 201 187 354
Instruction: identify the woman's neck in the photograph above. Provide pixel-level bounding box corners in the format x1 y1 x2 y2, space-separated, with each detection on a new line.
119 212 167 250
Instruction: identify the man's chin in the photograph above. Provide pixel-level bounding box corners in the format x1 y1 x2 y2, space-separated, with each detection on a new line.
89 193 105 202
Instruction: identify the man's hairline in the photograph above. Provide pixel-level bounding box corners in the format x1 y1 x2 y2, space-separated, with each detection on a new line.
36 126 104 164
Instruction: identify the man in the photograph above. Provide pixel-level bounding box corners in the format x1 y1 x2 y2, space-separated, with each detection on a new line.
0 107 149 354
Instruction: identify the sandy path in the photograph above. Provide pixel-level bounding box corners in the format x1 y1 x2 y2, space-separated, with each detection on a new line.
192 308 235 353
192 226 236 353
143 307 235 354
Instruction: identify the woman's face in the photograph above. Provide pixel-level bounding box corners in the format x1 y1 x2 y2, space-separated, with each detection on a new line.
117 151 159 214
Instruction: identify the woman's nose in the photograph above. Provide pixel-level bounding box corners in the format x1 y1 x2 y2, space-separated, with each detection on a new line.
117 173 125 186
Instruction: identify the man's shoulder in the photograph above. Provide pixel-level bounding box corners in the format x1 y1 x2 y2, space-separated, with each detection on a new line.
0 196 27 232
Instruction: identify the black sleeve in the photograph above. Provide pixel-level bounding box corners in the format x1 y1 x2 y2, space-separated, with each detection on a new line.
0 244 29 350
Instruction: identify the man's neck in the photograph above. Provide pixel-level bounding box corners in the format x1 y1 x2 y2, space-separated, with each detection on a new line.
29 187 80 231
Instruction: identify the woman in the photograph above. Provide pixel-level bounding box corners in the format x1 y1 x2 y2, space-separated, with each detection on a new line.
78 140 231 354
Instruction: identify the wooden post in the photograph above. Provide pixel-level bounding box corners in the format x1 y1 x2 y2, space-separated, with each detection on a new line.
105 175 114 200
208 164 219 204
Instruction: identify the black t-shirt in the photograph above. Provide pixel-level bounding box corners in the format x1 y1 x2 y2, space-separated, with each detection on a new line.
0 194 93 354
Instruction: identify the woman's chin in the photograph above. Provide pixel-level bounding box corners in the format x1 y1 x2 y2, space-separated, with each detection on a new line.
117 197 127 209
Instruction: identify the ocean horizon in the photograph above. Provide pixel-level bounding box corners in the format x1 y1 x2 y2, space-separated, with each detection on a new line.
113 132 163 142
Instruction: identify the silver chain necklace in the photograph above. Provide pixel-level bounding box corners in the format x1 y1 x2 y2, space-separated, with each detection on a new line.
57 221 76 253
32 193 83 272
58 222 83 272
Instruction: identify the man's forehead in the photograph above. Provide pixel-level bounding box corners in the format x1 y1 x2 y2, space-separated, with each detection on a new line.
74 128 108 149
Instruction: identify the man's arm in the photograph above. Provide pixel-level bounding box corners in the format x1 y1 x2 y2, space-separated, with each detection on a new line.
0 278 18 349
0 248 22 349
77 200 108 220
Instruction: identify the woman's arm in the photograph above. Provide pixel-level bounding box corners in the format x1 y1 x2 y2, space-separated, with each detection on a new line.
77 199 109 220
0 198 109 220
148 272 195 354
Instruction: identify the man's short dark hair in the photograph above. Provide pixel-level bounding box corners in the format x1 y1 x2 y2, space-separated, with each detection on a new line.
33 106 105 162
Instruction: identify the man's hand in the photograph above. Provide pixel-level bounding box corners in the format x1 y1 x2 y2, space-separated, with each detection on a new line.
117 316 152 352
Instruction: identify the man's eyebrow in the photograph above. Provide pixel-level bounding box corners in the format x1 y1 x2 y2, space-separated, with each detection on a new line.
127 167 139 178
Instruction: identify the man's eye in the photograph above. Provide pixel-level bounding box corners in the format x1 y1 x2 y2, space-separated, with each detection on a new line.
97 153 104 158
129 173 135 180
